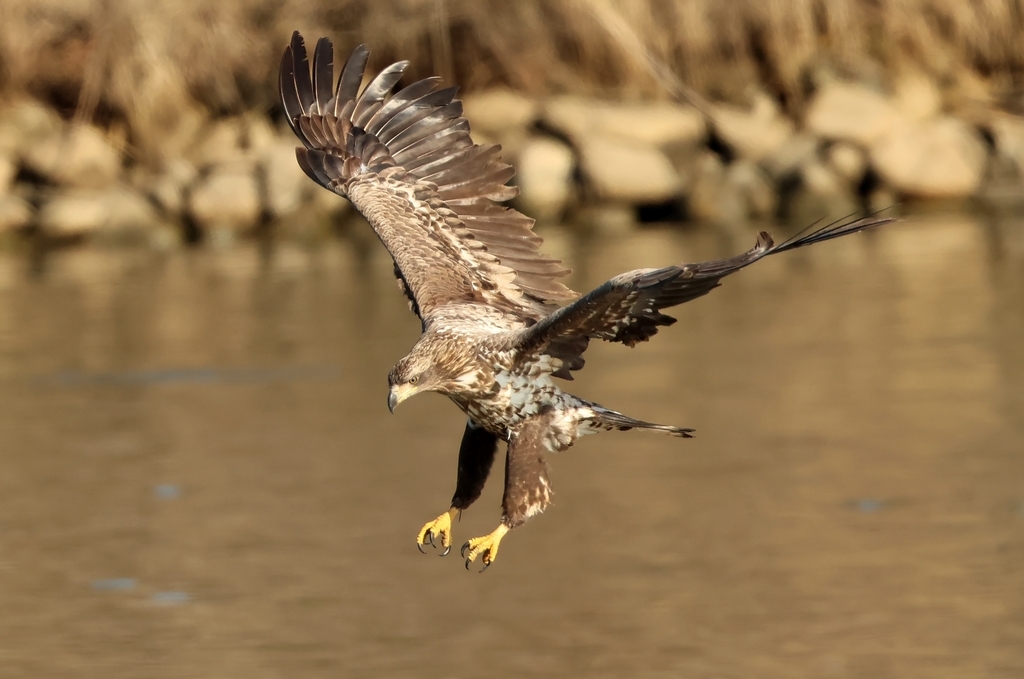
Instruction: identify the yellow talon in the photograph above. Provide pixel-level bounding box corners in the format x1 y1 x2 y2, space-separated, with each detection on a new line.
416 508 459 555
461 524 509 571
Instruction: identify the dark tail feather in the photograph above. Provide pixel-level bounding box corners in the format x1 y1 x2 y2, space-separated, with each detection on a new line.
771 210 896 255
595 408 695 438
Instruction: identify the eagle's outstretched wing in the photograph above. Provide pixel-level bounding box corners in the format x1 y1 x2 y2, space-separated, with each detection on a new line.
279 32 576 323
512 214 894 368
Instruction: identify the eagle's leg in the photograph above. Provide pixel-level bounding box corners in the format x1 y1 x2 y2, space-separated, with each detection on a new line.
462 413 557 571
417 420 498 556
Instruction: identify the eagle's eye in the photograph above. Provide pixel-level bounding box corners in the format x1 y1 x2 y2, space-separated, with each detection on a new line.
409 375 419 385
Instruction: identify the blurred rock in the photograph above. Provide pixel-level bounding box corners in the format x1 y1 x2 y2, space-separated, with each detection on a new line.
22 124 122 189
515 136 575 221
38 186 159 236
38 190 109 235
0 126 19 163
979 113 1024 210
784 162 858 225
147 159 198 215
463 90 538 138
869 117 986 198
892 70 942 121
988 113 1024 176
188 166 261 232
543 96 705 147
0 194 32 232
103 187 162 235
189 118 247 168
662 135 706 191
491 128 533 175
245 115 277 157
188 115 268 168
0 155 16 194
726 159 776 220
0 98 62 157
261 138 311 219
806 80 900 146
761 133 819 182
711 93 793 161
825 141 867 185
686 152 745 225
575 135 680 204
544 96 689 204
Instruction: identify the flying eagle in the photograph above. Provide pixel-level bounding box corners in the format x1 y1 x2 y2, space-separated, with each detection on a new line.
279 32 892 571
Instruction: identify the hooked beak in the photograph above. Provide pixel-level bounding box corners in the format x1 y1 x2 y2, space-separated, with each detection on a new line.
387 383 418 413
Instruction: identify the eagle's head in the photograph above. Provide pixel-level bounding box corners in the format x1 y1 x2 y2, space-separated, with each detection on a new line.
387 353 440 413
387 346 482 413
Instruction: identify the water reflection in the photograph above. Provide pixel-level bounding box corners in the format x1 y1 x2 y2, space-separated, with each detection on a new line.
0 214 1022 678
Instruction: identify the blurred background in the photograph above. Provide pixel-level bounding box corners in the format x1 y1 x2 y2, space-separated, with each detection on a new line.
0 1 1023 677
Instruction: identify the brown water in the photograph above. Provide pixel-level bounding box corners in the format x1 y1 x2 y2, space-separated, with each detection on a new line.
0 213 1022 679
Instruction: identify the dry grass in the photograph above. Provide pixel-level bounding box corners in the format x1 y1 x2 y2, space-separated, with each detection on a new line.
1 0 1022 162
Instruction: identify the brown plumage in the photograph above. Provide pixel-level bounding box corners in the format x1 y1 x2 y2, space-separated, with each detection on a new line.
279 32 895 571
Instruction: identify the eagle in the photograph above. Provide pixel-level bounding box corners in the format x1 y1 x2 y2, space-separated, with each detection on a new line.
279 32 893 571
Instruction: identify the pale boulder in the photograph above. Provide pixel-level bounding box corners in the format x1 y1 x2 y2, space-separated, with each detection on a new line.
979 113 1024 209
0 98 62 156
543 95 705 148
188 117 256 168
726 159 776 221
462 90 538 138
515 136 575 221
686 152 745 225
22 124 122 189
38 191 108 235
0 194 32 232
102 187 162 234
892 70 942 121
38 186 159 236
575 135 681 204
784 162 858 225
188 167 262 231
711 94 793 161
806 80 900 146
869 117 986 198
190 119 240 166
988 113 1024 176
261 139 313 219
245 115 278 157
0 155 16 194
761 133 819 182
541 96 700 205
826 141 868 185
148 159 198 215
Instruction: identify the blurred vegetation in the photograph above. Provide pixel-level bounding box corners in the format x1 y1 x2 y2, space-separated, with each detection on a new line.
1 0 1022 162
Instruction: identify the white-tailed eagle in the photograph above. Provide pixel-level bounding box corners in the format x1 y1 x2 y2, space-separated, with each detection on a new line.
279 32 892 570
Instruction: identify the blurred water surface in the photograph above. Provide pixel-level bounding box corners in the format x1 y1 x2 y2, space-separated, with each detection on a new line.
0 213 1023 679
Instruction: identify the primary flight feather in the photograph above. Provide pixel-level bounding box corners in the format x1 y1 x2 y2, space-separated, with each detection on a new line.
280 32 893 570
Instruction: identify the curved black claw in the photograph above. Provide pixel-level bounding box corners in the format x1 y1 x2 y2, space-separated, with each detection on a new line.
463 552 491 573
417 529 436 554
440 544 451 557
461 542 492 572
